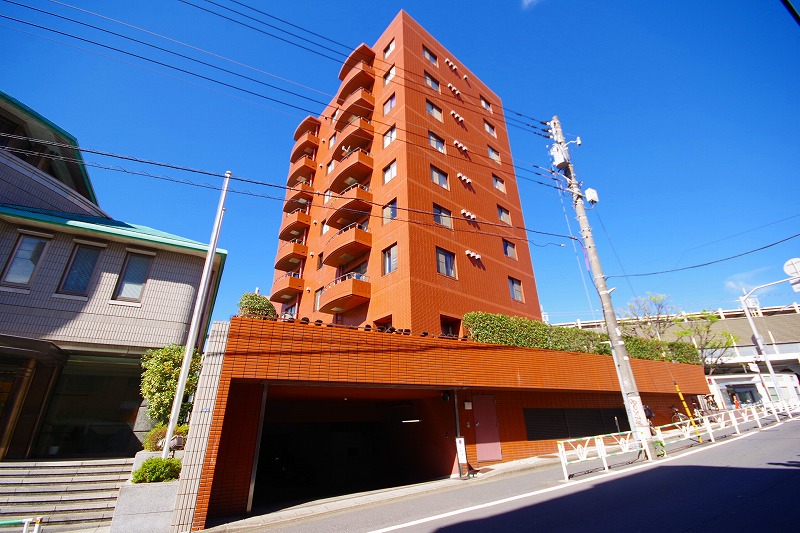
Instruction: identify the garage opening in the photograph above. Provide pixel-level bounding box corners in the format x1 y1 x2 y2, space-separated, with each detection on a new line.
251 385 456 511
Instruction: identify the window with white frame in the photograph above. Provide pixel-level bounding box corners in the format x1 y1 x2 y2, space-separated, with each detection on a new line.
424 72 440 91
426 100 443 121
430 165 448 189
383 199 397 224
321 219 330 235
383 126 397 148
488 145 501 162
428 131 445 153
481 96 492 112
314 288 323 311
508 277 524 302
1 233 50 288
382 244 398 275
423 45 438 65
384 65 396 85
484 120 496 137
383 160 397 184
58 243 103 295
502 239 517 259
493 174 506 192
113 252 153 302
329 133 337 147
384 39 395 58
433 204 452 228
498 205 511 224
436 247 456 278
324 189 333 204
283 304 297 319
384 93 396 115
326 160 335 175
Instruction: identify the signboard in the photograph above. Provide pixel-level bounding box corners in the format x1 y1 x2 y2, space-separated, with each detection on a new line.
455 437 467 465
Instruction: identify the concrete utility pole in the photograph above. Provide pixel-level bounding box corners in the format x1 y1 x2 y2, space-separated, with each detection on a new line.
549 117 651 456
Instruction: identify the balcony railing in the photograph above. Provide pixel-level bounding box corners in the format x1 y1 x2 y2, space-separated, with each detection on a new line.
327 148 373 192
274 240 308 272
322 222 372 267
337 60 375 104
270 271 305 302
287 155 316 188
317 272 371 314
326 185 372 229
336 87 375 131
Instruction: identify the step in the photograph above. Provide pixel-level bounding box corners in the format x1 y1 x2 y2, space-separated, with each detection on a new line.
0 473 130 485
0 509 114 529
0 481 124 494
0 489 119 504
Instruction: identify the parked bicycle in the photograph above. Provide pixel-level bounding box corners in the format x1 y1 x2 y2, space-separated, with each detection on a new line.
670 405 690 424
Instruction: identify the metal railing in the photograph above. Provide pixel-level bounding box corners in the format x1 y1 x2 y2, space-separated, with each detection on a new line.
321 271 370 293
0 517 43 532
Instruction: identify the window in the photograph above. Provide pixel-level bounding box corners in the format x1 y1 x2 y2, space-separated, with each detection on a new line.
441 315 460 336
426 100 443 121
488 145 501 162
430 165 448 189
326 160 335 175
436 248 456 278
383 160 397 184
329 133 337 147
283 304 297 319
383 126 397 148
433 204 452 228
508 277 524 302
424 72 439 91
493 175 506 192
423 45 438 65
383 93 396 115
382 244 398 275
321 219 330 235
384 39 395 58
484 120 496 137
383 199 397 224
314 288 323 311
113 252 153 302
481 96 492 112
324 189 333 204
498 205 511 224
502 239 517 259
317 253 324 270
428 131 445 153
59 243 102 295
384 65 396 85
1 233 49 287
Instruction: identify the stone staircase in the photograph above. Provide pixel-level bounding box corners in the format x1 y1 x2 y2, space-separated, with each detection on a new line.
0 458 134 532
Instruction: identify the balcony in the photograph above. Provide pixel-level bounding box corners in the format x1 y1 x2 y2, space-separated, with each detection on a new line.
335 88 375 131
293 115 321 141
338 61 375 104
332 117 374 160
270 271 305 303
322 223 372 267
290 131 319 163
274 239 308 271
278 209 311 241
338 43 376 81
325 185 372 229
287 156 316 188
284 183 314 212
327 149 373 193
318 273 371 314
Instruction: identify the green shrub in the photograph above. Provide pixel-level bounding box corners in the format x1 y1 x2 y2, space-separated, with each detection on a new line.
141 344 201 425
237 292 277 319
143 425 189 451
132 457 182 483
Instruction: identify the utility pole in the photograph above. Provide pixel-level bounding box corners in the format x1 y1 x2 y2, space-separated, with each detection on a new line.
549 116 651 457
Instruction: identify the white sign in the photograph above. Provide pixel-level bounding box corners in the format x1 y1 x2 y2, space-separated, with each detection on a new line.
455 437 467 465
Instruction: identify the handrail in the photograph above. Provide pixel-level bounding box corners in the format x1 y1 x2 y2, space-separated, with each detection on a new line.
340 147 372 161
335 221 369 236
279 238 306 248
322 271 370 292
339 183 370 196
285 207 309 217
278 271 303 280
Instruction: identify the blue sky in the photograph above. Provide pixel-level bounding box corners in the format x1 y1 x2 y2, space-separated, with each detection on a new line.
2 0 799 325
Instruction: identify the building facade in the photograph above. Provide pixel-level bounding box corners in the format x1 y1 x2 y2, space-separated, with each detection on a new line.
270 11 541 335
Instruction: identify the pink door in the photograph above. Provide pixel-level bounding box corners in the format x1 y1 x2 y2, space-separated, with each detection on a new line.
473 395 502 461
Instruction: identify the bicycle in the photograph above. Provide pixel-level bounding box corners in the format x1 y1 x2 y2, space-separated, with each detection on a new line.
670 405 690 424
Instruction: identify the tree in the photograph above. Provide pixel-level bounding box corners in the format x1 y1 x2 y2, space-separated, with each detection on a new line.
140 344 201 425
621 293 677 341
237 292 277 319
673 311 737 374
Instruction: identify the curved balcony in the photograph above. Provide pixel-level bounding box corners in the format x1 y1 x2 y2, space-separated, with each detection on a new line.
287 156 316 188
335 88 375 131
270 272 305 303
327 149 373 193
290 131 319 163
322 223 372 267
278 209 311 241
332 117 374 160
284 183 314 212
326 185 373 229
274 240 308 271
338 43 376 81
318 273 371 314
338 61 375 104
293 115 321 141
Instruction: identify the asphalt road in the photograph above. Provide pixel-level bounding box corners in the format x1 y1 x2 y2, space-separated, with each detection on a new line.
252 419 800 532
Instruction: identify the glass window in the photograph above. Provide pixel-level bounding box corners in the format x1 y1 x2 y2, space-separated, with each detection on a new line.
317 253 324 270
329 133 337 147
384 93 396 115
383 199 397 224
436 248 456 278
424 72 439 91
314 288 323 311
498 205 511 224
1 234 49 287
324 189 333 204
508 277 524 302
488 145 501 162
384 65 396 85
59 244 102 295
113 253 153 302
493 175 506 192
431 165 448 189
481 96 492 112
426 100 443 121
383 126 397 148
326 160 335 175
484 120 496 137
383 160 397 184
423 46 438 65
283 304 297 319
428 131 445 153
502 239 517 259
382 244 398 275
321 219 330 235
433 204 452 228
384 39 395 58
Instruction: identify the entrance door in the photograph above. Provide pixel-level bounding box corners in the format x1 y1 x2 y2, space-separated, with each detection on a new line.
473 395 502 461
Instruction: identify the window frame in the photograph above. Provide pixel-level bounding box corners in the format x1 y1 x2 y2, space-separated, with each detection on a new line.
424 72 440 92
384 39 395 59
430 165 449 189
502 239 517 260
498 205 511 224
428 131 446 153
382 243 398 275
508 277 524 302
488 145 501 163
423 45 438 66
383 126 397 148
436 247 456 278
57 242 104 296
493 174 506 193
484 120 496 137
383 93 396 115
432 204 453 228
384 65 396 85
326 160 335 175
383 160 397 184
112 251 154 303
481 96 493 112
0 232 51 289
426 100 443 121
314 287 323 311
383 199 398 225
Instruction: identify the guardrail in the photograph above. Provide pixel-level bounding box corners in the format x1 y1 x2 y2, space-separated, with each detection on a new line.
0 517 43 532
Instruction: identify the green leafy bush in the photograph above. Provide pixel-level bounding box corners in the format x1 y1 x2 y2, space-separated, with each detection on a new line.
132 457 182 483
143 425 189 451
237 292 277 319
141 344 201 425
462 312 700 364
